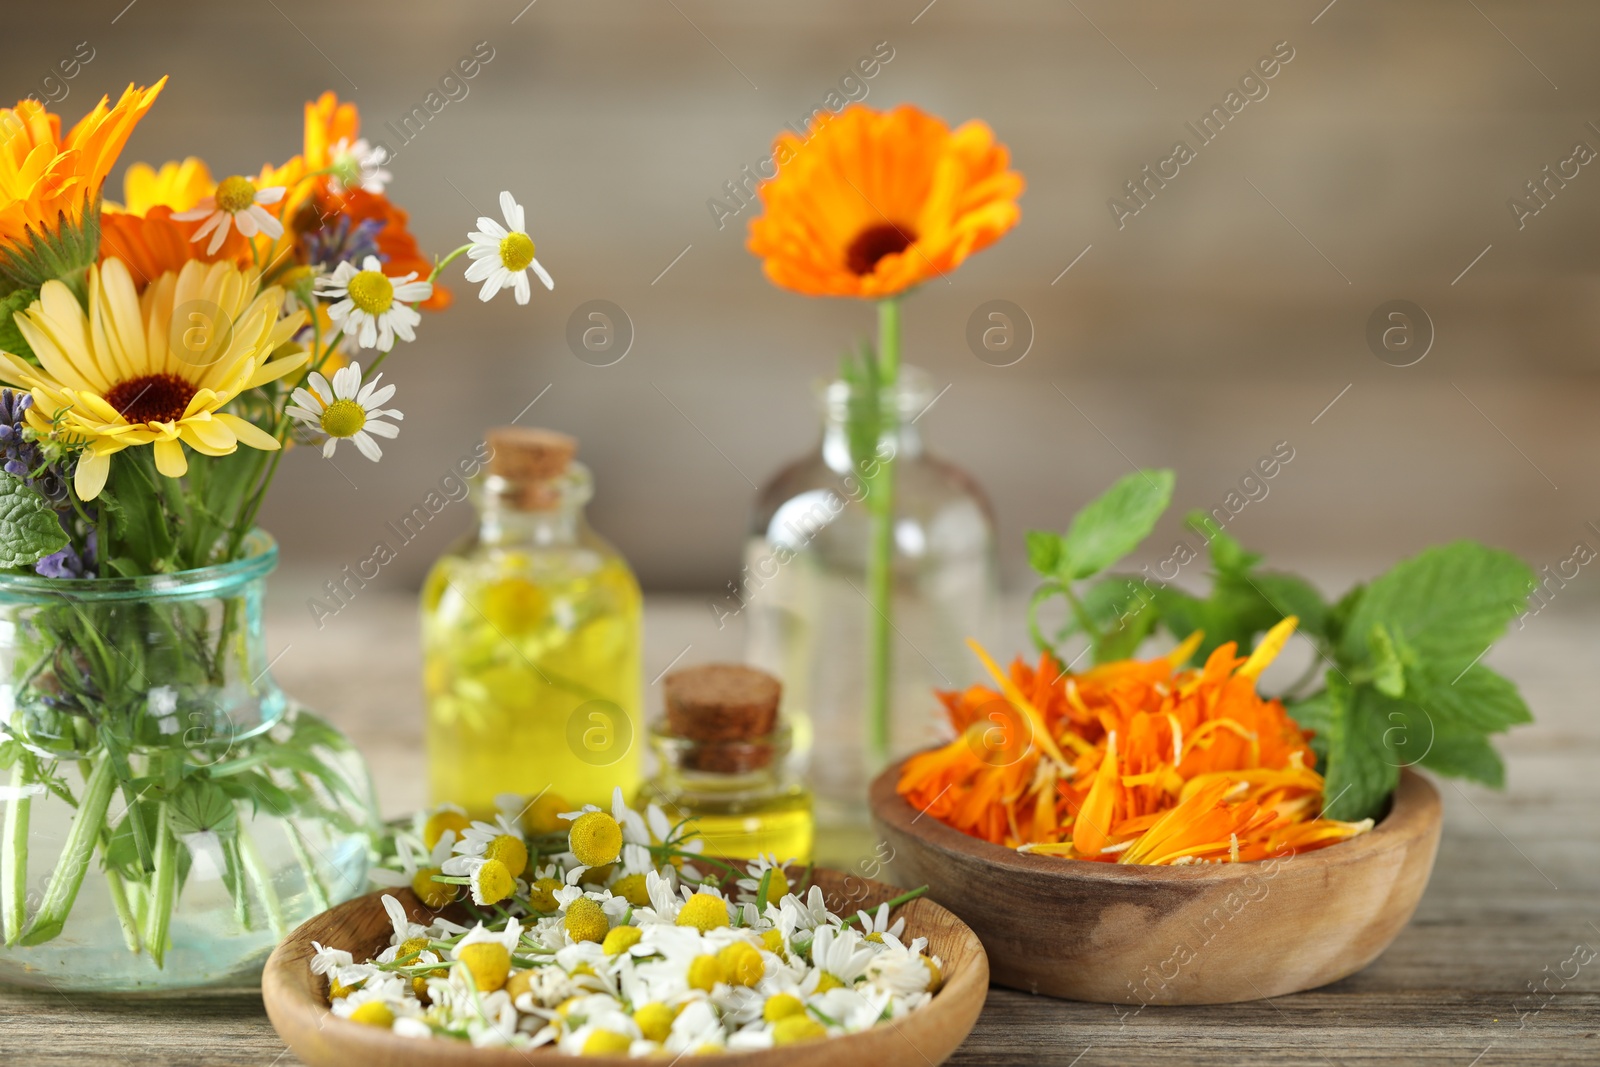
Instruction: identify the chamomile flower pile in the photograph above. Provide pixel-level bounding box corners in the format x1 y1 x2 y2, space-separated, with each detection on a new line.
333 789 939 1054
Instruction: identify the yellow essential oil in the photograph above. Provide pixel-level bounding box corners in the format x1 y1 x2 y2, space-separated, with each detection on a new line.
423 429 641 816
637 664 813 863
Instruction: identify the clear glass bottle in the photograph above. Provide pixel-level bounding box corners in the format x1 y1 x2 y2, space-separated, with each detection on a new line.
743 367 1000 835
422 431 642 817
638 725 814 863
0 531 378 991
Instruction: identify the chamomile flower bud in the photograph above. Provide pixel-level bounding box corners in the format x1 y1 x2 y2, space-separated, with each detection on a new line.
676 892 731 933
601 925 642 956
686 954 725 992
772 1014 828 1045
633 1002 675 1043
348 1000 395 1028
456 942 511 992
581 1030 632 1055
469 858 514 906
610 873 651 908
568 812 623 868
564 897 609 944
717 941 764 986
411 867 457 910
528 876 564 912
763 993 805 1023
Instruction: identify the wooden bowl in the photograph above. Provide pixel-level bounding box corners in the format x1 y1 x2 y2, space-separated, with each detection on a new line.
870 761 1442 1004
263 868 988 1066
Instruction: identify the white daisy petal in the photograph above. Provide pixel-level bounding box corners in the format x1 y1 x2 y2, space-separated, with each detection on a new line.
531 259 554 291
353 431 383 462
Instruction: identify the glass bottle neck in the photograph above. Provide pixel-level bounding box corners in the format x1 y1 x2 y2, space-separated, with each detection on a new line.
470 464 593 547
816 366 935 474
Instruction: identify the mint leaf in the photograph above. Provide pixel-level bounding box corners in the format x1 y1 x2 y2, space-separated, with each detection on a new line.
1369 623 1407 698
1025 530 1062 576
1321 673 1401 822
1405 662 1532 736
0 474 67 568
1418 726 1505 787
1285 690 1332 769
1059 468 1173 580
1340 541 1533 676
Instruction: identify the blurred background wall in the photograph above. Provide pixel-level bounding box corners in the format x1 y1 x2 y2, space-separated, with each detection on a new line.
10 0 1599 607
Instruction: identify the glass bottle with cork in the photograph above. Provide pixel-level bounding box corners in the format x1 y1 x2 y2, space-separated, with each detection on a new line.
638 664 813 862
422 427 641 817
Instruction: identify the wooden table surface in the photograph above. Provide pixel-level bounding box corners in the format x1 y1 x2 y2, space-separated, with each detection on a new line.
3 588 1597 1066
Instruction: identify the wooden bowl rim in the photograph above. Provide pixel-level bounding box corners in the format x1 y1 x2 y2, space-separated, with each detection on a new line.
264 866 990 1066
870 757 1441 884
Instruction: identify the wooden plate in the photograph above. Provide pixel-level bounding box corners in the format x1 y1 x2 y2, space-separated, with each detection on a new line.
871 761 1442 1004
263 868 988 1066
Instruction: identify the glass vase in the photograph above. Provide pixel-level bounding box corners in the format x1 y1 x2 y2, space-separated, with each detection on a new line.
0 531 379 991
742 366 1000 835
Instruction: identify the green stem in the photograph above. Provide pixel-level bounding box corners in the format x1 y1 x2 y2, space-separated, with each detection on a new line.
21 753 116 946
285 822 330 914
2 762 31 946
104 864 140 955
239 828 285 940
864 296 901 772
224 835 251 931
838 885 928 926
428 243 473 286
142 800 177 968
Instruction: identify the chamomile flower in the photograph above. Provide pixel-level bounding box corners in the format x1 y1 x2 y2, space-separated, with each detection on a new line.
465 191 554 304
328 136 392 195
369 826 454 890
172 174 285 253
449 815 530 880
560 799 625 884
287 363 403 462
802 925 873 993
735 855 793 908
317 255 433 352
863 932 938 998
445 856 518 907
854 901 906 944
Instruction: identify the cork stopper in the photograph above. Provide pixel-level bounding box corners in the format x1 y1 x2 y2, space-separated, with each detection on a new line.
484 426 577 509
663 664 782 773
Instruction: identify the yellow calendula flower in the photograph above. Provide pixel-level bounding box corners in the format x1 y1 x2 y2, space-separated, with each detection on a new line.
0 257 307 500
120 157 217 215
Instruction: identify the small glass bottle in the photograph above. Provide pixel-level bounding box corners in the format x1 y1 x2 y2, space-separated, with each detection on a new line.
422 427 642 817
637 665 813 863
743 366 1000 834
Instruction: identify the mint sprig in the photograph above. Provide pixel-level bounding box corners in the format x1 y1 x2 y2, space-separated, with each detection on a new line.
0 474 68 569
1026 472 1535 822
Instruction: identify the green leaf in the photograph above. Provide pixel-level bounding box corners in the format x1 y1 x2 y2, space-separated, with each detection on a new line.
1025 530 1063 576
0 289 38 362
0 474 67 568
1059 468 1174 580
1185 512 1260 575
167 779 237 837
100 453 177 574
1405 662 1532 737
1369 623 1407 698
1284 690 1332 770
1418 727 1505 787
1320 673 1400 822
1340 541 1533 677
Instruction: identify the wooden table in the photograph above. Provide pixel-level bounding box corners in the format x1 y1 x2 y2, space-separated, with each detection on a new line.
3 589 1597 1065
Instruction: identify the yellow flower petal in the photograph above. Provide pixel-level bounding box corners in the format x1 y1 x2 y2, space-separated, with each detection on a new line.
152 437 188 478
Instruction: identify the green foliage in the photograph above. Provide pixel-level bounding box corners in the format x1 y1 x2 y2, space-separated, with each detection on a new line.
0 475 67 568
0 289 38 362
1026 473 1536 823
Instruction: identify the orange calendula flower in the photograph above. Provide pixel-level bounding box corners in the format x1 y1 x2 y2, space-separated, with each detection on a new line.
898 618 1374 866
0 79 166 288
291 93 447 308
746 103 1023 298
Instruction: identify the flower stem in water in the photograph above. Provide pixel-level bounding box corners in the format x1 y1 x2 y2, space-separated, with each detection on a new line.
2 763 30 946
143 800 177 967
21 754 116 946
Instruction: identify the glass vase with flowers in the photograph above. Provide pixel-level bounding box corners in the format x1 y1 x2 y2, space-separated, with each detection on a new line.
741 104 1024 835
0 79 555 988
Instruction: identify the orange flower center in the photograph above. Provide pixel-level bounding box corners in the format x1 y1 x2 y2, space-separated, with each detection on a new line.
106 373 196 425
845 223 916 275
